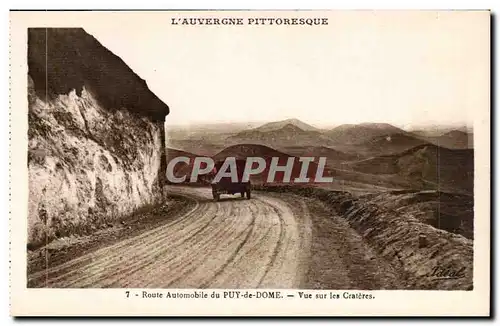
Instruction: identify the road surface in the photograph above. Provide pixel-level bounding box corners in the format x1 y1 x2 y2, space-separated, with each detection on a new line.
28 187 312 288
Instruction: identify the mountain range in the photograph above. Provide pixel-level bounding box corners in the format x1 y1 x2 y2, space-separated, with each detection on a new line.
165 118 474 194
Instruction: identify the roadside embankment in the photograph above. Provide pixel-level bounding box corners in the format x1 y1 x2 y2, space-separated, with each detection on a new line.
255 185 473 290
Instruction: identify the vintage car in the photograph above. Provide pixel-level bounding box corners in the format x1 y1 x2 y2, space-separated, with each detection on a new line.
210 159 251 201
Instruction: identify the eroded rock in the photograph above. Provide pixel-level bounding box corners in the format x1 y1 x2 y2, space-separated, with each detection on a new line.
27 28 169 248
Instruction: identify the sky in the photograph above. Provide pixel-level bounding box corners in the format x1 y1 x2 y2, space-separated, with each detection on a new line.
83 11 489 128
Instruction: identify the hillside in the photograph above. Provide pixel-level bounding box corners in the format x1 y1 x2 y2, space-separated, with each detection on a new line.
227 123 334 147
324 123 407 145
213 143 290 161
348 144 474 194
166 139 225 157
166 122 260 142
254 118 319 132
365 190 474 239
28 28 169 248
358 133 429 156
409 125 473 136
165 148 204 182
279 145 363 167
258 185 473 289
425 130 473 149
166 148 198 159
410 130 438 137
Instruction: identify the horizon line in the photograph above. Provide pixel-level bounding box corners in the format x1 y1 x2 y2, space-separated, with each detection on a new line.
164 118 474 130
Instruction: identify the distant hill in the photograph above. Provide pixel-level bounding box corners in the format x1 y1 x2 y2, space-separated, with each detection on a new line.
167 122 261 140
166 139 225 157
348 144 474 194
410 130 437 137
213 143 290 161
165 148 201 181
409 125 473 137
279 145 363 167
166 148 198 159
358 133 429 156
324 123 407 145
254 118 319 132
226 123 335 147
423 130 473 149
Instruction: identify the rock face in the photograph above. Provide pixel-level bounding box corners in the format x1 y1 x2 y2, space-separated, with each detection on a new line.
27 28 169 248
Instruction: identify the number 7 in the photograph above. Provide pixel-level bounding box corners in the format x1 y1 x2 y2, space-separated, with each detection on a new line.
126 291 130 298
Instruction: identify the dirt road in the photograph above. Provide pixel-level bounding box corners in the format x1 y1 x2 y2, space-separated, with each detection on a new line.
28 186 401 289
28 187 312 288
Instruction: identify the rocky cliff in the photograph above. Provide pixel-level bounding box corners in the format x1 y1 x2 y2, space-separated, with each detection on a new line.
27 28 169 248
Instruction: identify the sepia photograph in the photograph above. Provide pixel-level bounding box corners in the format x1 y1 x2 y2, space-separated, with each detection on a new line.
10 10 490 316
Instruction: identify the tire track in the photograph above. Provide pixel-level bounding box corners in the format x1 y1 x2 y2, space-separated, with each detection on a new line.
158 197 261 288
257 202 285 287
66 201 221 288
135 203 251 288
35 200 212 288
198 212 257 288
100 204 227 288
29 199 202 286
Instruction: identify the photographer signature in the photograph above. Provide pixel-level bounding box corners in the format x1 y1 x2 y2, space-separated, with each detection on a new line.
427 266 466 280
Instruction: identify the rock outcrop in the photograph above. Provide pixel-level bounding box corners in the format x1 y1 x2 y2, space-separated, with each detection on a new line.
27 28 169 248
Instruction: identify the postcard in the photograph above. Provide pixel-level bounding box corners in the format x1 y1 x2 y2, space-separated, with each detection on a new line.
9 10 490 316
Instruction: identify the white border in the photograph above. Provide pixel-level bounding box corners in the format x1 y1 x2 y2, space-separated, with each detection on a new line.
2 0 497 324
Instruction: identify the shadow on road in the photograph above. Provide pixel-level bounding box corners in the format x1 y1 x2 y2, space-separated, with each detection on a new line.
213 196 250 203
